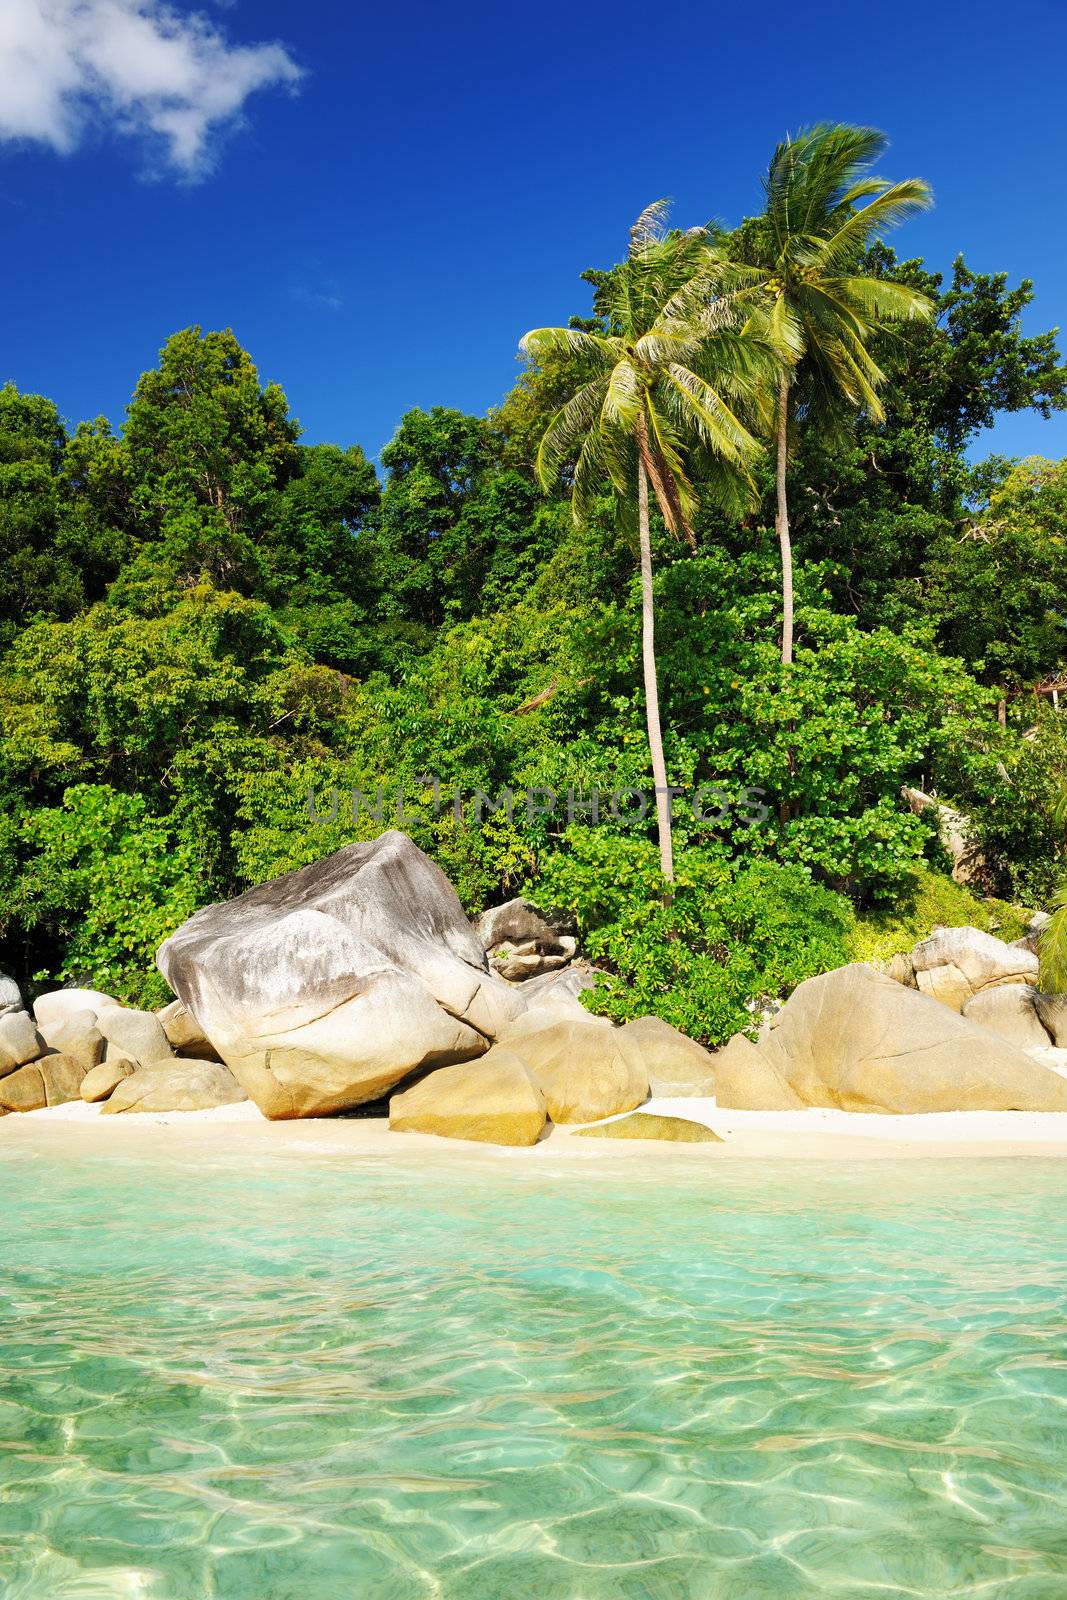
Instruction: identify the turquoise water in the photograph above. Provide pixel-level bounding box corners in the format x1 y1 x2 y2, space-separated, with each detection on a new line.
2 1152 1067 1599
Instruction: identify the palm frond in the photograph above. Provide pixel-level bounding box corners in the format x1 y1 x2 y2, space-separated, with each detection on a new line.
765 124 889 248
832 274 934 324
629 199 672 253
520 326 617 366
662 364 758 465
1040 885 1067 994
808 178 933 273
601 358 644 432
569 426 609 526
534 375 611 490
766 291 806 361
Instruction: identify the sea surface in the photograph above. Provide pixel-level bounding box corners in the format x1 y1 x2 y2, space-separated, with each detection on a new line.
1 1149 1066 1599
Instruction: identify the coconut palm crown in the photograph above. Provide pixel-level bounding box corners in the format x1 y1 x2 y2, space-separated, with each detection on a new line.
522 201 771 539
726 123 935 662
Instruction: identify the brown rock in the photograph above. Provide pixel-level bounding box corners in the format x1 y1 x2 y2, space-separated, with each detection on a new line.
101 1059 248 1114
0 1053 85 1111
389 1048 547 1146
961 986 1052 1052
514 1019 648 1123
156 999 221 1061
0 1064 46 1111
81 1057 137 1103
573 1112 722 1142
618 1014 717 1095
712 1032 805 1110
757 963 1067 1112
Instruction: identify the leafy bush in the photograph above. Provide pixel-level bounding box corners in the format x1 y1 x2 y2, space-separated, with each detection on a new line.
960 707 1067 902
530 830 854 1045
3 785 201 1006
847 866 1029 966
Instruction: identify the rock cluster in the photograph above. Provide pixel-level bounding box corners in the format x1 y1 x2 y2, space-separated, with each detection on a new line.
714 923 1067 1114
0 978 244 1116
475 895 581 982
8 842 1067 1142
908 925 1038 1011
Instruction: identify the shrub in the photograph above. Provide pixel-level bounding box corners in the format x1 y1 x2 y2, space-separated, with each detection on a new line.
847 866 1029 966
4 784 201 1006
530 830 854 1045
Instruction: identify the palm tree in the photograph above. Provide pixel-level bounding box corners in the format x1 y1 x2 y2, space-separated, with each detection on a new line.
728 124 934 664
521 203 770 881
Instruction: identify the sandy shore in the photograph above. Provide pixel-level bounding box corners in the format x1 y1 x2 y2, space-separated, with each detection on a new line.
6 1095 1067 1162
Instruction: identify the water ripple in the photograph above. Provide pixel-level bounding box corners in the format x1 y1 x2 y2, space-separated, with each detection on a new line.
2 1154 1067 1597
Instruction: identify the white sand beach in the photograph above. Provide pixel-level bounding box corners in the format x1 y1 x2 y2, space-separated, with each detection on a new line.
7 1095 1067 1161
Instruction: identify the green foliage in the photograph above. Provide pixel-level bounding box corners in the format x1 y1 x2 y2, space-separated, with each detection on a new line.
2 786 200 1006
1039 888 1067 994
847 866 1028 966
959 706 1067 901
0 154 1065 1007
652 552 993 900
531 830 853 1045
921 458 1067 687
121 326 299 589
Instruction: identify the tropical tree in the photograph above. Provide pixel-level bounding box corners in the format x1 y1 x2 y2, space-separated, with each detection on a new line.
521 202 770 881
728 124 934 663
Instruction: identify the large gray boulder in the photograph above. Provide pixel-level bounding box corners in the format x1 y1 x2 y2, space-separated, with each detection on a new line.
157 832 526 1119
733 963 1067 1113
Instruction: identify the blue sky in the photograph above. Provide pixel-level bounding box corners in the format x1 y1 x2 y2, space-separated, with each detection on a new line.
1 0 1064 464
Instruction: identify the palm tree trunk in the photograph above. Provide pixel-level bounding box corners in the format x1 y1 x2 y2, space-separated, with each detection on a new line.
638 456 674 883
775 375 794 667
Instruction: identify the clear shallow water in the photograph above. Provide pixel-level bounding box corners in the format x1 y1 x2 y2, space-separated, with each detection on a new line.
2 1152 1067 1600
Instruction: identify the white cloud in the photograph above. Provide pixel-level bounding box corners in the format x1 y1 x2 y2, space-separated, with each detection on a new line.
292 284 343 312
0 0 301 176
